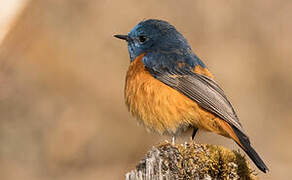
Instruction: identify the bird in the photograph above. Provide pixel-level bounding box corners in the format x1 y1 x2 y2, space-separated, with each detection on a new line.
114 19 268 173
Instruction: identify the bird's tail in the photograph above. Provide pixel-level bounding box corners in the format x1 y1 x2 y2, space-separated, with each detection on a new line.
231 125 269 173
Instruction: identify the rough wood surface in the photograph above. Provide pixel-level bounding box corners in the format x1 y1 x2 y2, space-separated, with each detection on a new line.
126 141 258 180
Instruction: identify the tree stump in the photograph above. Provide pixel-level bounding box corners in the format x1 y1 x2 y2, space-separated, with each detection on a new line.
126 141 258 180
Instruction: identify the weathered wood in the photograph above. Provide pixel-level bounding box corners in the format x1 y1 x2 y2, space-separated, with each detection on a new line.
126 141 258 180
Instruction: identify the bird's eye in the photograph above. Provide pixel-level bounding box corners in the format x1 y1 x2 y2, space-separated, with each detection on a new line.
138 36 147 43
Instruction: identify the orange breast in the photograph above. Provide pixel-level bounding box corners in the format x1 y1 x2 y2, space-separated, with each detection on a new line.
124 54 231 137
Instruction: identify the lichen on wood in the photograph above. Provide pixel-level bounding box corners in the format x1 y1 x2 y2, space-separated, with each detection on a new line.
126 141 258 180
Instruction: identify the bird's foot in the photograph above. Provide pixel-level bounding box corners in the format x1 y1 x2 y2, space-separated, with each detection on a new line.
171 136 176 145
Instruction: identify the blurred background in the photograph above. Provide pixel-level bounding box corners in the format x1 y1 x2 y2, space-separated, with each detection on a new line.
0 0 291 179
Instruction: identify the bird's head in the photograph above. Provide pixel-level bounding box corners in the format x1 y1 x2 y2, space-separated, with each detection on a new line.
114 19 191 61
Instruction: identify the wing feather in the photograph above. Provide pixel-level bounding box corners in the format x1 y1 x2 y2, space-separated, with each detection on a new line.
146 67 244 132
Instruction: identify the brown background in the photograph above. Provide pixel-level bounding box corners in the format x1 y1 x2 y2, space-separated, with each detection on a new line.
0 0 291 179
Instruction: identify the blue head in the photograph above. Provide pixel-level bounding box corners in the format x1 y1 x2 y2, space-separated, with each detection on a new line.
114 19 194 61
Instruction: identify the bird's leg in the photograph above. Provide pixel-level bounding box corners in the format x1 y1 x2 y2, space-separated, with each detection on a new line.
191 127 198 140
172 136 176 145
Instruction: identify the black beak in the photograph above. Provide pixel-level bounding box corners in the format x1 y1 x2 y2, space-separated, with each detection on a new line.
114 34 129 41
